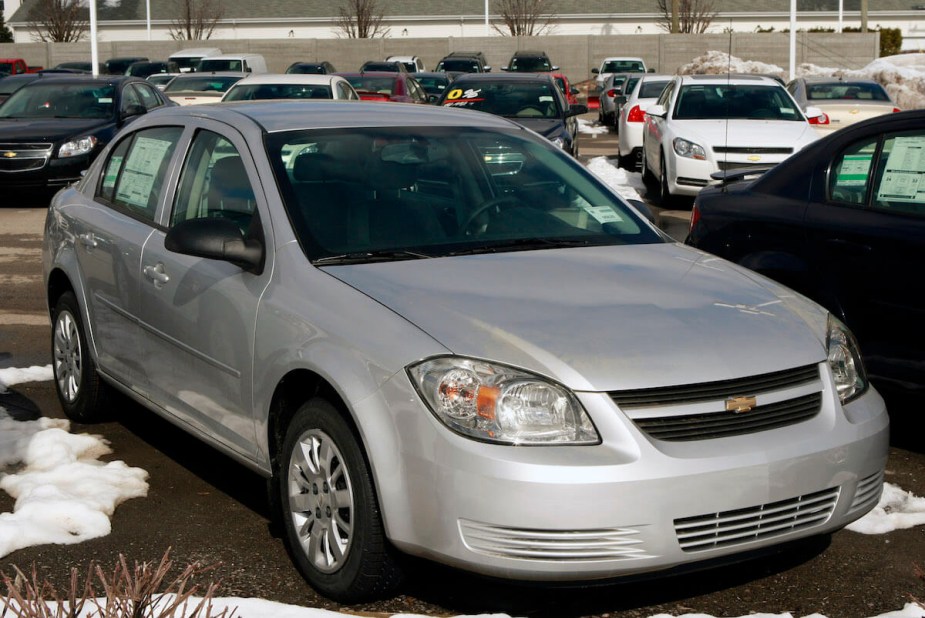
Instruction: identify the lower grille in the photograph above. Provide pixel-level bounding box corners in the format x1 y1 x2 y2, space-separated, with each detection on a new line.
675 487 839 552
849 470 884 514
0 143 52 173
459 520 652 561
713 146 793 155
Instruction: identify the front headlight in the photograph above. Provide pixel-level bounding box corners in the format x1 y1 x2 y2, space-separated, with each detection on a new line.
58 136 98 158
550 136 567 150
673 137 706 160
408 356 599 445
826 315 868 404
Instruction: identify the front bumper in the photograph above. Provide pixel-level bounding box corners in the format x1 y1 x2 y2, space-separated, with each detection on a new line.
0 151 91 189
670 152 791 197
372 365 889 581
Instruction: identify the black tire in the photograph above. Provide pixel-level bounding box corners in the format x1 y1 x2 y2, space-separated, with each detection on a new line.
659 152 675 207
617 153 632 170
50 291 110 423
641 151 656 187
276 398 402 602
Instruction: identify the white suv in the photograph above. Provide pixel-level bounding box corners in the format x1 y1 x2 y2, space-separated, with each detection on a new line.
385 55 426 72
592 56 647 86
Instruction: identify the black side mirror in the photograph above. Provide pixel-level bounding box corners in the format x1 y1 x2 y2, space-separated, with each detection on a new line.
566 104 589 117
121 104 147 120
165 217 265 274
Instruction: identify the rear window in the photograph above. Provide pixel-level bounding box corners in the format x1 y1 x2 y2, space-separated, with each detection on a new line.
806 82 891 102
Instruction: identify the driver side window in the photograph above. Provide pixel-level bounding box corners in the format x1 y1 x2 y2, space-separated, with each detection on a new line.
829 137 879 206
171 130 257 231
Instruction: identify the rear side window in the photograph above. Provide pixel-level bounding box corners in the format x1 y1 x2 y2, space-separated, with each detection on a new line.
98 126 183 221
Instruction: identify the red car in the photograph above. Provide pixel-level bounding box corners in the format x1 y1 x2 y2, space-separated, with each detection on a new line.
335 71 428 104
551 72 580 107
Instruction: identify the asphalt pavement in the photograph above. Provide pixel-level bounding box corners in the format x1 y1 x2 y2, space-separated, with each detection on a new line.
1 136 924 618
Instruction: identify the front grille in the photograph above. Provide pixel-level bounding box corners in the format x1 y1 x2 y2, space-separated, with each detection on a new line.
713 146 794 155
610 364 819 408
849 470 884 514
716 161 778 171
0 143 52 173
674 487 839 552
633 392 821 441
459 520 652 561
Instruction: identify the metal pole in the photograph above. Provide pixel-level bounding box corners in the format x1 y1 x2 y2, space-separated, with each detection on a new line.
789 0 796 81
146 0 151 40
90 0 99 76
861 0 868 33
485 0 489 35
838 0 843 33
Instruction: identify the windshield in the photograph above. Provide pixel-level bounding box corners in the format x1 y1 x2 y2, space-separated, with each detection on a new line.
267 127 661 264
602 60 644 73
639 80 670 99
164 76 240 93
224 83 332 101
199 59 242 72
673 84 804 121
439 59 480 73
442 81 562 118
0 83 115 119
509 56 551 72
806 82 891 102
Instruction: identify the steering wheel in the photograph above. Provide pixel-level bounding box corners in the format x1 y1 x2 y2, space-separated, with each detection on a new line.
462 196 524 235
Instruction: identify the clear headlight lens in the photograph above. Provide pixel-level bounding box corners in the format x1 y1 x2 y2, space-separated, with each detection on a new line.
408 357 599 445
59 136 98 158
673 137 706 160
550 136 566 150
826 315 868 404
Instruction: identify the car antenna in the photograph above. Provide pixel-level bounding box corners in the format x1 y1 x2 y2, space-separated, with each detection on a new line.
722 24 733 194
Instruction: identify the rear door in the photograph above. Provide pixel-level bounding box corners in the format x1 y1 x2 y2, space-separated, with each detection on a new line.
74 125 183 392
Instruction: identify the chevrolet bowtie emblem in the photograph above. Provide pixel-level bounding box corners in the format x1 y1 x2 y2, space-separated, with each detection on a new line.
3 151 16 158
747 155 761 162
726 396 757 413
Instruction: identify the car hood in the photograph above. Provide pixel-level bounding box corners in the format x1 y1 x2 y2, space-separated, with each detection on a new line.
0 117 113 141
324 243 828 392
674 119 818 150
506 117 565 138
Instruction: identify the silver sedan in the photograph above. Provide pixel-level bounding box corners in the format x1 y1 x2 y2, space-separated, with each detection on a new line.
43 101 889 603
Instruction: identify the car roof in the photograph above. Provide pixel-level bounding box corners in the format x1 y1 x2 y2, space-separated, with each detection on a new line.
451 72 554 82
15 75 147 87
512 50 549 56
678 74 782 85
146 99 522 134
230 73 342 86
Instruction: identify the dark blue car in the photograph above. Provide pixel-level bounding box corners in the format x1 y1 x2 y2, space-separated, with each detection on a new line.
687 109 925 397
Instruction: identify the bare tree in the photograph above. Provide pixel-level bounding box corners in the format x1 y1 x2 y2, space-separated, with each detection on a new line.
493 0 554 36
168 0 224 40
656 0 717 34
335 0 389 39
27 0 87 43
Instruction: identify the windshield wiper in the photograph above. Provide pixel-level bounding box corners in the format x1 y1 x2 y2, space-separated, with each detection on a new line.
312 249 433 266
446 237 596 256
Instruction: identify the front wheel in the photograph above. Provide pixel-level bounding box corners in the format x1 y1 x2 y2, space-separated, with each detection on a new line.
276 398 402 602
51 291 110 422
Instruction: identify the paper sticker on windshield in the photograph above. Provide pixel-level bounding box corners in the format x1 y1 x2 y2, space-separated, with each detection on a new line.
99 98 113 103
539 96 554 102
877 136 925 203
836 154 872 187
114 137 172 210
582 205 624 224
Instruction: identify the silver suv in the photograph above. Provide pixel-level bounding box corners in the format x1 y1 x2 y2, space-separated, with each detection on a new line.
43 101 888 603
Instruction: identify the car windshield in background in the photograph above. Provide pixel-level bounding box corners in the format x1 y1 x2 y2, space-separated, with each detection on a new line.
443 81 561 118
639 80 670 98
806 82 891 102
0 83 115 119
439 59 480 72
509 57 551 72
343 76 394 94
603 60 645 73
267 127 660 263
223 84 332 101
673 84 803 121
164 76 240 93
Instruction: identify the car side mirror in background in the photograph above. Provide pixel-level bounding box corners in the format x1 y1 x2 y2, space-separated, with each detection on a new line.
648 68 656 73
551 66 560 71
804 105 824 120
121 104 147 120
592 68 600 74
566 104 589 117
645 104 667 118
570 87 579 95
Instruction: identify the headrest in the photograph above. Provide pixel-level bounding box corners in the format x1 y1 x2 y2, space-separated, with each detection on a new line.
366 159 418 191
292 152 332 182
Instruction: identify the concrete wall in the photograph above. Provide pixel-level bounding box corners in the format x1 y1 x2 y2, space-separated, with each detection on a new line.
1 32 879 80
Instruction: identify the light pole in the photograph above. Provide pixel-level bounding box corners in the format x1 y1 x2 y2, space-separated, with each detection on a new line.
788 0 796 81
89 0 99 76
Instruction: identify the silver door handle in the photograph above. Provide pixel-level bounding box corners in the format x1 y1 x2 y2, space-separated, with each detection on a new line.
143 263 170 287
78 233 98 248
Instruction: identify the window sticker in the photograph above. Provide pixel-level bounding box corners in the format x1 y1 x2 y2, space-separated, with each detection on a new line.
877 136 925 203
115 137 172 209
836 154 873 187
99 98 113 103
581 205 624 224
539 95 554 103
102 155 123 190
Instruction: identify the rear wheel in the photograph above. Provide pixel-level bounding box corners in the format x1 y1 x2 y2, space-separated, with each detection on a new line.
276 398 402 602
659 152 675 207
51 291 110 423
